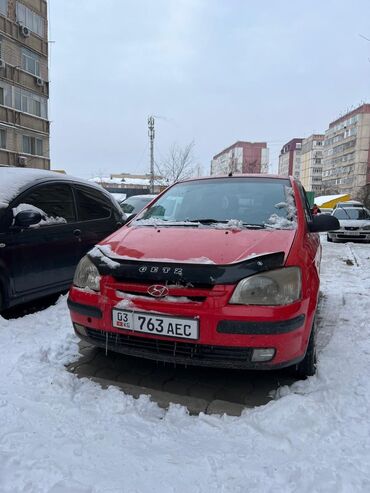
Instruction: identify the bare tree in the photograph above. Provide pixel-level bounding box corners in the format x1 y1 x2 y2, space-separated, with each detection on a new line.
156 141 196 185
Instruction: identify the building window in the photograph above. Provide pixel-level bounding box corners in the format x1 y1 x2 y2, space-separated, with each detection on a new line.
0 0 7 16
16 2 44 37
14 87 47 118
0 81 12 107
22 135 43 156
0 128 6 148
22 48 40 76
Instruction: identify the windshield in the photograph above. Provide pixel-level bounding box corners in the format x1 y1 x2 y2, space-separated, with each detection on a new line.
135 178 296 229
121 196 154 214
333 208 370 220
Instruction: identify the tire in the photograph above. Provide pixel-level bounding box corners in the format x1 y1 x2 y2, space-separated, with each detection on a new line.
327 234 332 242
294 320 317 379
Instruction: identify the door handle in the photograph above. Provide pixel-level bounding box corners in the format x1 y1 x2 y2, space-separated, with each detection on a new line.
73 229 81 237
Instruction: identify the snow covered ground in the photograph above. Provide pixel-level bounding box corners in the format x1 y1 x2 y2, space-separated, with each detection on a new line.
1 239 370 492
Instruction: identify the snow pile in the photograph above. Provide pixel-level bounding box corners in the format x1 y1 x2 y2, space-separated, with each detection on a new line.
214 219 244 231
0 242 370 490
88 245 121 269
266 186 297 230
116 290 196 305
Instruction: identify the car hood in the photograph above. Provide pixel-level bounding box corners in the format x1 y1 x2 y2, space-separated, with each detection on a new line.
338 219 370 228
100 225 296 265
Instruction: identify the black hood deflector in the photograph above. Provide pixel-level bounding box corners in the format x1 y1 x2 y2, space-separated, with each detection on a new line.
89 250 286 286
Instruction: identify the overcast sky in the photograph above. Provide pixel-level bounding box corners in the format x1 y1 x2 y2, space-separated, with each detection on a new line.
49 0 370 178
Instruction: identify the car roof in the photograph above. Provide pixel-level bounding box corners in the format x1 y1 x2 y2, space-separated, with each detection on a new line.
0 167 114 209
177 173 291 185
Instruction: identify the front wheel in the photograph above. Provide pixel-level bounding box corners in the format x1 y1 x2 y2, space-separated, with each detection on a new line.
293 320 317 379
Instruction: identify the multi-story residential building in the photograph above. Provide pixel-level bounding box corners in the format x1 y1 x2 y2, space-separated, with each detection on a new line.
322 104 370 203
300 134 324 193
0 0 49 169
211 141 269 175
278 138 303 179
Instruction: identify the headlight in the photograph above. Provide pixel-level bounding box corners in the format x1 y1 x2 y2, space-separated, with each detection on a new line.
363 225 370 230
229 267 301 306
73 256 101 292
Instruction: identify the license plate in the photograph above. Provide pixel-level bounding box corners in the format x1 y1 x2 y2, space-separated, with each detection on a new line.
112 309 199 340
345 231 360 236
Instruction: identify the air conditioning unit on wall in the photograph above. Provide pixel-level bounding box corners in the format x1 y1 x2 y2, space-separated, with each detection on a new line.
35 77 44 87
19 24 30 38
17 155 27 167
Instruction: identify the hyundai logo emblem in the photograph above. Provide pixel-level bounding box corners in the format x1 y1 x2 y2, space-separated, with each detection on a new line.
147 285 169 298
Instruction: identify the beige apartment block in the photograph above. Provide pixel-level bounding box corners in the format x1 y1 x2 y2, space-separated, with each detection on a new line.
300 134 324 193
322 104 370 203
0 0 49 169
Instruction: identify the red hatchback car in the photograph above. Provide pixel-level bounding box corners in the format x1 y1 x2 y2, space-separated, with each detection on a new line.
68 175 339 377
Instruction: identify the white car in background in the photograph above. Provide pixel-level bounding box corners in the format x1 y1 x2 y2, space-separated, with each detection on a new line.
327 206 370 242
333 200 363 210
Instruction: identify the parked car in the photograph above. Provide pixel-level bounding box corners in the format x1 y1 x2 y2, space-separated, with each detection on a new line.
68 175 339 378
319 208 333 215
0 167 125 310
327 206 370 242
119 194 157 218
333 200 363 209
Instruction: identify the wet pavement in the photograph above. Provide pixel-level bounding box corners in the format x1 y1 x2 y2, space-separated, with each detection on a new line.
67 340 296 416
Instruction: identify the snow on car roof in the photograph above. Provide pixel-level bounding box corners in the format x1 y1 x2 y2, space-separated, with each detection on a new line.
0 167 108 209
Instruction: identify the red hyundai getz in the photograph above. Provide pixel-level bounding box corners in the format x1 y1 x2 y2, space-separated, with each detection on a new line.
68 175 339 378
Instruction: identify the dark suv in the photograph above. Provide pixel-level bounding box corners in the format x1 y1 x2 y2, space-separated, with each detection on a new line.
0 167 124 310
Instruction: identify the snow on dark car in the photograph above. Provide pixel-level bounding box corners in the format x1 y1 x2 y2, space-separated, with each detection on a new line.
68 175 339 378
0 167 124 310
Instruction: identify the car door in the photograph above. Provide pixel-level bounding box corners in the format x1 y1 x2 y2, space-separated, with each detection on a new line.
73 185 122 257
4 181 81 297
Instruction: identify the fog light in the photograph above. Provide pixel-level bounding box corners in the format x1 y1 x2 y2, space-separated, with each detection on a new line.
73 323 87 337
251 348 275 362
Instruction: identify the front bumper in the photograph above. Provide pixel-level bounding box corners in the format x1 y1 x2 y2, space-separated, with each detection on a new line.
68 280 314 370
328 230 370 241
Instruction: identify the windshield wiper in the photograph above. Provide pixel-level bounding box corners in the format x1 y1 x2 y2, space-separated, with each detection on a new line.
187 218 226 224
188 219 266 229
242 223 266 229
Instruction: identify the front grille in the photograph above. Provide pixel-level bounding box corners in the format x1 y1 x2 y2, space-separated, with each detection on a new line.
112 277 214 289
86 329 252 366
116 289 206 303
337 233 366 239
344 227 359 231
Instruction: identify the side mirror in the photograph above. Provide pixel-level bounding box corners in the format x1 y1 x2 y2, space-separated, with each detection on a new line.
14 210 42 229
124 213 136 224
309 214 340 233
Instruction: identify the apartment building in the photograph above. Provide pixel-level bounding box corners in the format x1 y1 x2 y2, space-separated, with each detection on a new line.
322 104 370 202
0 0 49 169
300 134 324 193
278 138 303 179
211 141 269 175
